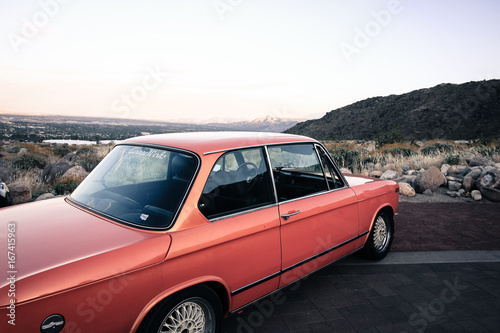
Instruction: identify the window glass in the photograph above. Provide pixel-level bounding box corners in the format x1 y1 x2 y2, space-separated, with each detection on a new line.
316 145 345 189
268 144 328 201
199 148 275 219
70 145 197 228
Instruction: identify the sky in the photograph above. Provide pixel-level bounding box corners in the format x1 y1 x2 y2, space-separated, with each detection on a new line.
0 0 499 123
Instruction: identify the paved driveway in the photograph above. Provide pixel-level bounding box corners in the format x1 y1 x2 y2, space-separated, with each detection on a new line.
222 252 500 333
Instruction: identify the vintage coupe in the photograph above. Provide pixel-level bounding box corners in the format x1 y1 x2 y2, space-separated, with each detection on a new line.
0 132 398 333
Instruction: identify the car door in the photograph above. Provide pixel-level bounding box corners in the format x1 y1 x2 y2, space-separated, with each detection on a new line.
197 147 282 310
267 143 359 287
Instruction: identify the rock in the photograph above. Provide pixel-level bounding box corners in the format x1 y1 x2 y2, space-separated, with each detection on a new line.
63 152 77 162
380 170 398 180
471 190 482 201
365 162 375 170
62 166 89 179
414 166 445 193
466 167 483 180
0 182 13 207
404 169 417 175
359 170 370 177
476 168 500 202
458 189 465 196
440 164 451 175
40 162 72 183
402 175 417 186
401 163 411 172
0 162 13 182
496 163 500 170
398 182 415 197
448 181 462 191
462 175 475 192
370 170 383 178
423 189 434 196
35 193 56 201
447 165 467 175
8 181 31 205
340 167 352 174
468 156 494 167
446 190 459 197
17 147 28 155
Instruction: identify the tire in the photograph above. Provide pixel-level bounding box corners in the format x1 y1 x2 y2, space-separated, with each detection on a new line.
361 211 393 260
138 286 223 333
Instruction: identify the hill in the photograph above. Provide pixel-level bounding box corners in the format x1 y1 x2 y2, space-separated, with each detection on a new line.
285 79 500 140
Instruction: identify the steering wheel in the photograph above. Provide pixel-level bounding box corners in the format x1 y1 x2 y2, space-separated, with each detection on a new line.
96 190 142 210
236 162 258 190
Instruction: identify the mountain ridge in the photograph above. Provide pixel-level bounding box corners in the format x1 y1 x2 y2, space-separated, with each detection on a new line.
285 79 500 140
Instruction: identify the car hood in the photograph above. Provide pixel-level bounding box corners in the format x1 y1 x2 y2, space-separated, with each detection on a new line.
0 198 170 306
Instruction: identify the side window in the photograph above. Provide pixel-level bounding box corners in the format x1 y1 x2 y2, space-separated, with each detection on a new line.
316 145 345 189
268 144 328 201
198 148 275 220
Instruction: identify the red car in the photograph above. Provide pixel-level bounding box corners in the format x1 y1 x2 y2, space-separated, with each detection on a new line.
1 132 398 333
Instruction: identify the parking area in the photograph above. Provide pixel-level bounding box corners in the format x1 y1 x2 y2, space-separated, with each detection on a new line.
222 251 500 333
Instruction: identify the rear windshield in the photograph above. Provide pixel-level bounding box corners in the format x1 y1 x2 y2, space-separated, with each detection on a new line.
70 145 198 229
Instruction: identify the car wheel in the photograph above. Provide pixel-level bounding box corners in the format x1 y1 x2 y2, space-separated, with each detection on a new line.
138 286 222 333
362 211 393 260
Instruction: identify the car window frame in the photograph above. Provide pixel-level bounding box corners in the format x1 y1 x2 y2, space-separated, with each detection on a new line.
68 143 201 231
198 146 278 222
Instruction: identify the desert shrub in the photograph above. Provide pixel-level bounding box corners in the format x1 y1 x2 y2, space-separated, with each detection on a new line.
374 130 404 149
382 147 417 157
421 143 455 155
443 154 461 165
52 177 82 195
74 148 101 172
328 147 360 169
52 144 74 157
12 154 48 170
475 147 496 157
7 146 21 154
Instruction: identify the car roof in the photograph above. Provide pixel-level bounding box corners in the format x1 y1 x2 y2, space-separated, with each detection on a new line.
121 131 317 155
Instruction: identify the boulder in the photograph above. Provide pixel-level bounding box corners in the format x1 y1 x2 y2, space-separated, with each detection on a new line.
448 181 462 191
63 152 77 163
447 165 467 175
466 167 483 180
440 164 451 175
398 182 415 197
380 170 398 180
370 170 383 178
468 156 494 167
40 162 72 183
423 189 434 196
17 147 28 155
446 190 459 197
471 190 482 201
8 181 32 205
476 168 500 202
414 166 445 193
35 193 56 201
462 175 475 192
62 166 89 179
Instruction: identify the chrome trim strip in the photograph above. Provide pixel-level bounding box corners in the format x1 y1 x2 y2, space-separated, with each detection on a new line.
229 231 369 297
281 231 369 273
203 140 316 156
231 271 281 296
229 246 364 315
207 203 278 222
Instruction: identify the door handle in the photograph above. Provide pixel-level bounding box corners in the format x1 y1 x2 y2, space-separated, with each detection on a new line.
281 210 301 221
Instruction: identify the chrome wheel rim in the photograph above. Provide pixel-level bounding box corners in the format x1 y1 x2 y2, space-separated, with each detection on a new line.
159 298 213 333
373 215 389 252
